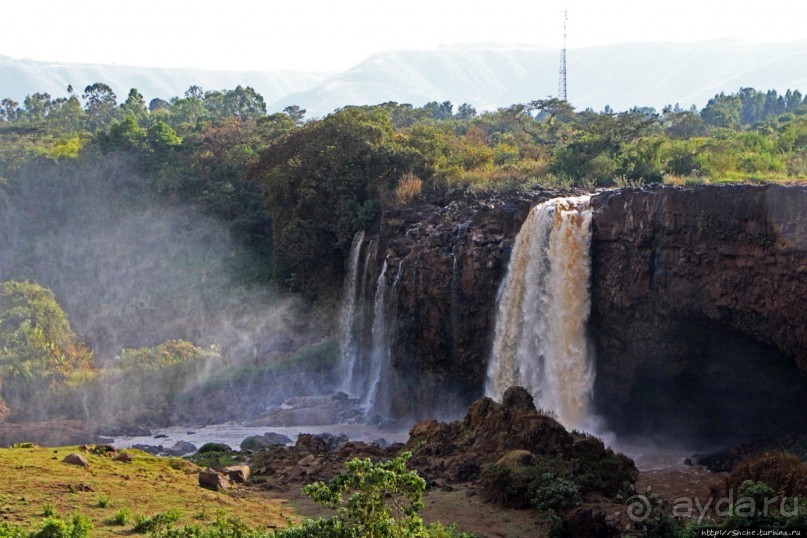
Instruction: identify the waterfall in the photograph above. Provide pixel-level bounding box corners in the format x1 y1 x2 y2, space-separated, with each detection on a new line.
339 230 365 394
337 229 401 419
365 260 389 410
486 195 595 431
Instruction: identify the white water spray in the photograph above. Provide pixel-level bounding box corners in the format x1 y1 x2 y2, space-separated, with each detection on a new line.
486 195 595 430
339 230 365 394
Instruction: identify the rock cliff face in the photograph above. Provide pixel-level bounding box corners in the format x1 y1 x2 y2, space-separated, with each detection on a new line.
589 185 807 440
362 184 807 440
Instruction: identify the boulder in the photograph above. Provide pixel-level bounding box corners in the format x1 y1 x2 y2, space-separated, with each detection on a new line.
220 465 250 483
198 469 229 491
240 433 291 451
113 452 133 462
90 444 117 456
294 434 330 454
132 444 162 455
62 453 89 468
166 441 197 456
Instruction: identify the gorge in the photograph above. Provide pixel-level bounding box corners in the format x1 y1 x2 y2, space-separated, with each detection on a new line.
337 184 807 445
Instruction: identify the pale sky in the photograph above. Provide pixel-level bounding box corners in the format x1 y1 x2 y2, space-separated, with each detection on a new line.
2 0 806 72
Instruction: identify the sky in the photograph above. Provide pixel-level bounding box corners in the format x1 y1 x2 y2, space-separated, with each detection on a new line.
2 0 806 72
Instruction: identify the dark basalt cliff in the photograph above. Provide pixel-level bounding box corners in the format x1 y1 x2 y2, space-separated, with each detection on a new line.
367 184 807 440
589 185 807 440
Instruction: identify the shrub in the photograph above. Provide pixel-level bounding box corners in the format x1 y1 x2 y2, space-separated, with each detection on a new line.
725 451 807 497
0 523 26 538
394 172 423 206
32 515 92 538
112 508 132 526
272 452 473 538
528 474 582 512
481 458 577 509
133 509 182 534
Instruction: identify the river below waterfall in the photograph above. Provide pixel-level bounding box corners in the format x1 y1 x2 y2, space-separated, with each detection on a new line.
112 422 409 451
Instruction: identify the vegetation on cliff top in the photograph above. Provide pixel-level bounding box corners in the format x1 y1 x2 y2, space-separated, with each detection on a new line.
2 85 806 298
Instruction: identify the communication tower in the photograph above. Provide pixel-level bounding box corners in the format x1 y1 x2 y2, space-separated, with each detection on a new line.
558 8 568 102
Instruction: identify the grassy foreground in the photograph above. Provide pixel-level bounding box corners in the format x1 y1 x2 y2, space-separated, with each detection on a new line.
0 445 294 536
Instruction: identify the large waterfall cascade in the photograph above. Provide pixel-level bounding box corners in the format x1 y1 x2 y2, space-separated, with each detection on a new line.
486 195 596 431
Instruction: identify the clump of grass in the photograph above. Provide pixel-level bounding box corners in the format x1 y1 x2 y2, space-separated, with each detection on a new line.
395 172 423 205
41 504 56 517
111 508 131 526
132 509 182 534
96 495 110 508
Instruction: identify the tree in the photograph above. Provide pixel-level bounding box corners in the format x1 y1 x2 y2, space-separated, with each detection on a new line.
149 98 171 112
456 103 477 120
48 95 85 134
0 98 20 123
82 83 117 131
701 92 742 129
0 281 92 419
119 88 148 125
423 100 453 120
283 105 306 125
23 93 52 124
99 115 147 153
208 85 266 121
251 107 422 294
665 110 707 139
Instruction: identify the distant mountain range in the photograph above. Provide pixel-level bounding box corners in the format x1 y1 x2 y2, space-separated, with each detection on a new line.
2 40 807 116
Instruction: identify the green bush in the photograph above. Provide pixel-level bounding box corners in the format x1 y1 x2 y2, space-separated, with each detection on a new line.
133 509 183 534
528 474 582 512
0 523 26 538
272 452 474 538
112 508 132 526
32 515 92 538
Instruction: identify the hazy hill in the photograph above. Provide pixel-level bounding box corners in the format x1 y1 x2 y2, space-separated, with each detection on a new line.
0 55 327 105
271 41 807 116
2 40 807 115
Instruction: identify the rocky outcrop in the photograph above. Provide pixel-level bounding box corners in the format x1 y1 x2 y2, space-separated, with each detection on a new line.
249 387 636 499
590 185 807 439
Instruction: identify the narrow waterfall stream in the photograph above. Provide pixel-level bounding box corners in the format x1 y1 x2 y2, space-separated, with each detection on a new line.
486 195 595 431
339 230 366 395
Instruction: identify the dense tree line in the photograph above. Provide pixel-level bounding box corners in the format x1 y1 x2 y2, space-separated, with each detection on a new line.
1 84 806 296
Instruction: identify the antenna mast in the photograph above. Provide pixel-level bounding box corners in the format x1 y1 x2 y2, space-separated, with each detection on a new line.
558 7 568 102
